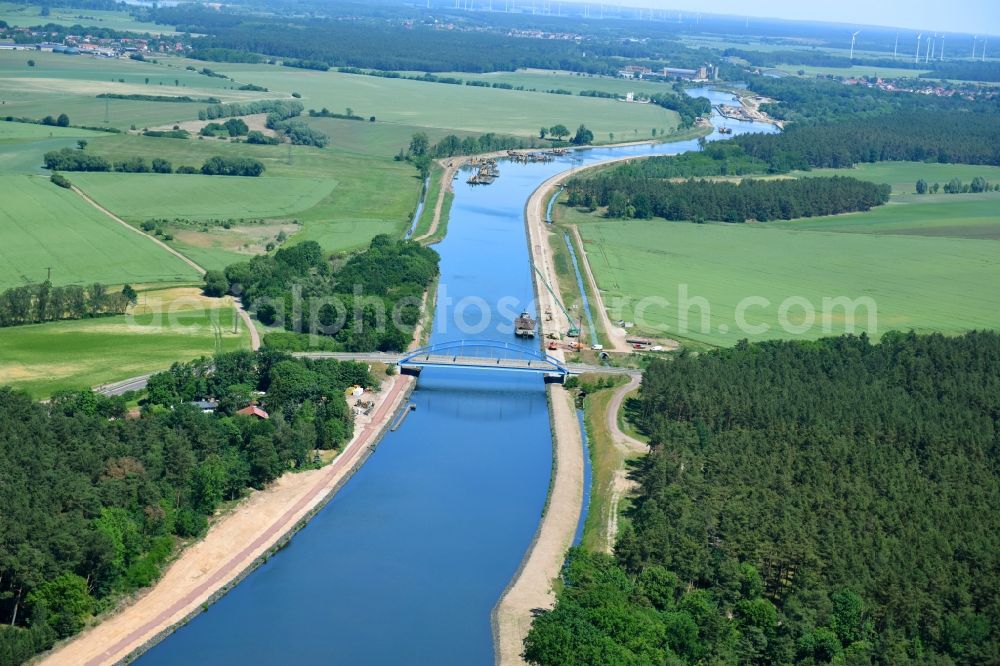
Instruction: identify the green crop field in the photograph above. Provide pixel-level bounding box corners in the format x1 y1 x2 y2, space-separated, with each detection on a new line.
775 64 930 78
561 161 1000 346
0 51 284 129
72 173 338 222
770 195 1000 240
302 116 480 157
429 68 681 97
0 1 175 33
0 174 199 288
74 131 420 256
197 60 682 140
0 290 248 398
574 215 1000 346
801 161 1000 194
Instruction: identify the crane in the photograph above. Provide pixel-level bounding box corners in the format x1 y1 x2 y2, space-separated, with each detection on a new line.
532 264 581 338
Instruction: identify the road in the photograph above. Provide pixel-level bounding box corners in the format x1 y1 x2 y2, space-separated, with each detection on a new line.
71 184 261 352
94 352 639 396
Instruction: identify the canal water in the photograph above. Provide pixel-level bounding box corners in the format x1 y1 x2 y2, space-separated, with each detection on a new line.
140 92 775 665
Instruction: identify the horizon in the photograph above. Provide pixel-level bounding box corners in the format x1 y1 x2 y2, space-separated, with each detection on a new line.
610 0 1000 36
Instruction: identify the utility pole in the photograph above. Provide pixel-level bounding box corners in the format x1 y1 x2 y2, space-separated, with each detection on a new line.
45 267 52 282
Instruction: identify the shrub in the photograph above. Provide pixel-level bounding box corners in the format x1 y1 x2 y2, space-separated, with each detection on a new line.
50 172 71 189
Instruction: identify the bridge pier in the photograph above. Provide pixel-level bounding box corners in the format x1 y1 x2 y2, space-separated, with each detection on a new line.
399 365 422 378
543 372 566 385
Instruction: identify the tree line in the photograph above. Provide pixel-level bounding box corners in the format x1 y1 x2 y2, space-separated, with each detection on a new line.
526 331 1000 665
208 236 439 353
747 75 1000 124
43 148 264 177
566 175 890 222
0 350 375 664
916 176 998 194
0 282 136 328
604 110 1000 187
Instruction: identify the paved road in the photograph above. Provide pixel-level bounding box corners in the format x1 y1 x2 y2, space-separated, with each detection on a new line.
93 353 639 396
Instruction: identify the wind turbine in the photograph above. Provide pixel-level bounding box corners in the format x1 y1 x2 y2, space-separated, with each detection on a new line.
972 35 978 58
893 33 899 59
915 33 922 64
850 30 861 59
939 34 944 60
926 35 933 63
983 37 988 62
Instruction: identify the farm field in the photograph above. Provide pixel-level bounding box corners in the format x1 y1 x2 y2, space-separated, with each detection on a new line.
302 116 480 157
0 1 174 33
770 194 1000 240
74 131 420 255
71 173 338 222
574 215 1000 346
800 161 1000 194
199 60 683 140
774 63 929 78
428 68 681 96
0 174 199 288
0 288 248 398
0 50 283 129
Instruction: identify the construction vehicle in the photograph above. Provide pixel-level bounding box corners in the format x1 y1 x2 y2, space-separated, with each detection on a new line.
532 265 581 338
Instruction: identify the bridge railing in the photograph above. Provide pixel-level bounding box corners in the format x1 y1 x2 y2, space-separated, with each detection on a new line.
398 339 568 375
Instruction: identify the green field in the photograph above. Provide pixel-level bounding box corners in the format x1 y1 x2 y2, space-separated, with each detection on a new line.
430 68 681 97
0 174 199 288
0 1 175 33
575 216 999 346
0 290 247 397
200 60 682 141
774 64 930 79
562 163 1000 346
73 131 420 256
72 173 338 222
803 161 1000 195
0 51 283 129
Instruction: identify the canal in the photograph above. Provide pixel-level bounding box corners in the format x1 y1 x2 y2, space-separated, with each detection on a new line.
139 92 775 665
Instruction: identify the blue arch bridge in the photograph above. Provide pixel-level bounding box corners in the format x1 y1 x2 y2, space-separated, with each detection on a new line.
396 339 570 383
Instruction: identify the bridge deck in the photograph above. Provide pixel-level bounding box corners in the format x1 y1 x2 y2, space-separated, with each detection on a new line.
400 354 563 373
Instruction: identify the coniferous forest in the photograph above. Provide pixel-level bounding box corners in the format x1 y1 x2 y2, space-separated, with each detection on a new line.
565 175 890 222
525 332 1000 665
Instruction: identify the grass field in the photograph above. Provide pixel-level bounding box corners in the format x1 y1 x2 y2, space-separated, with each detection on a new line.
0 1 175 33
0 174 199 288
573 213 1000 346
0 51 283 129
0 288 247 397
774 64 930 78
562 162 1000 345
430 68 681 97
71 173 338 222
199 60 682 141
66 131 420 255
802 161 1000 194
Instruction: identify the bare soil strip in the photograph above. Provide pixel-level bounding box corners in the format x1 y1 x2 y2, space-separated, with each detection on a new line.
43 374 413 666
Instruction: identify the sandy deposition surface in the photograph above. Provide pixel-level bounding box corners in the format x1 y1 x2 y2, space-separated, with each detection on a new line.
43 374 412 666
494 385 584 666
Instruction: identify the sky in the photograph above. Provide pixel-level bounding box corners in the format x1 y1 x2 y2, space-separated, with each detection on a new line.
635 0 1000 36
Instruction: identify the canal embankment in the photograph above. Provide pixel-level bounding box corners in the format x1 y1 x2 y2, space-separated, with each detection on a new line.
42 373 415 666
